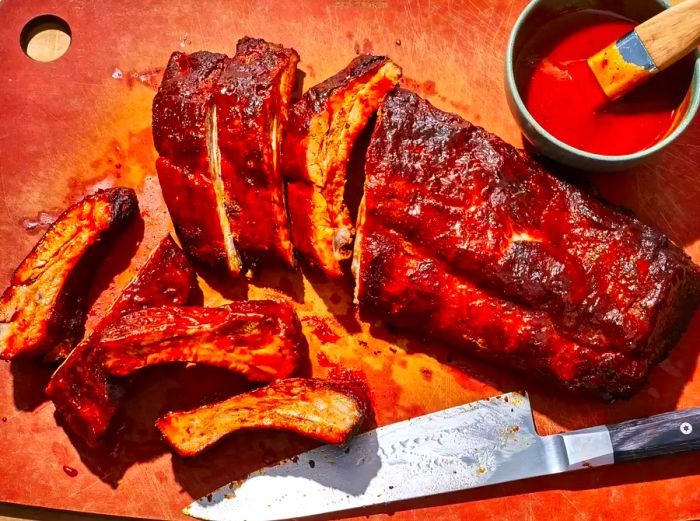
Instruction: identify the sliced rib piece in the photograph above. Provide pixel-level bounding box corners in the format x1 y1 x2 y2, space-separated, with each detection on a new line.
46 236 198 447
153 38 299 274
155 378 368 456
284 55 401 277
0 188 138 360
156 156 236 270
153 51 241 273
99 301 304 382
356 88 700 398
214 37 299 268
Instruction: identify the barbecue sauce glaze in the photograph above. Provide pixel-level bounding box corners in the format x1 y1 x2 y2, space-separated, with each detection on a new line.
517 9 693 156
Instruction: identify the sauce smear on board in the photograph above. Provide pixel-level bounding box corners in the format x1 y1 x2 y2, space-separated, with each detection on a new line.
517 9 693 156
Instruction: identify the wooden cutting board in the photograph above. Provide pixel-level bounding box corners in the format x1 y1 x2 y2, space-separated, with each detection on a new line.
0 0 698 519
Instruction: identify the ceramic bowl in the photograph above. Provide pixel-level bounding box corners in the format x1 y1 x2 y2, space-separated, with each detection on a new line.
505 0 700 172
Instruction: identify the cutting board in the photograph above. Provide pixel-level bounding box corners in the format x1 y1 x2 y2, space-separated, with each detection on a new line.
0 0 698 520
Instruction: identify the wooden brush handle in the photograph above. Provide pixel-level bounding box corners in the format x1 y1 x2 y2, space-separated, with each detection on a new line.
607 407 700 463
636 0 700 71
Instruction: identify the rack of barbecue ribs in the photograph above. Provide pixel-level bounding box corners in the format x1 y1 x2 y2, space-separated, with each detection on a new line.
354 88 700 398
284 55 401 277
152 37 299 275
46 236 199 446
0 188 138 360
156 378 369 456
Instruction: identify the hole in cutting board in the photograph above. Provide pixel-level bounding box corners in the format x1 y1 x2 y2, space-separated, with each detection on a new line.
20 15 71 62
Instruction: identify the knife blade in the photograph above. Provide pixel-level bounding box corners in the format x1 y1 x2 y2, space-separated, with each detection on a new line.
185 391 700 521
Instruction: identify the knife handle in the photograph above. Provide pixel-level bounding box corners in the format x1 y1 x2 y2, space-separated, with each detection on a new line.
607 407 700 463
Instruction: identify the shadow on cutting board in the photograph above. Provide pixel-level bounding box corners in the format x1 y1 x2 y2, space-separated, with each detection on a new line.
0 502 137 521
170 428 319 501
60 364 254 488
169 428 381 505
169 355 377 502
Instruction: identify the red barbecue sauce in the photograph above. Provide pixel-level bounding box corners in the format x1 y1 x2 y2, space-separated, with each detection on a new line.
517 9 693 156
305 317 341 344
62 465 78 477
316 352 371 404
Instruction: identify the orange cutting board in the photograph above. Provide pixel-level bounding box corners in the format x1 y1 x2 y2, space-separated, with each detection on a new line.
0 0 698 520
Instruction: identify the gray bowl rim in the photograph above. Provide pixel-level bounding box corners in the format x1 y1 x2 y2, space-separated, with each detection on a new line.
505 0 700 163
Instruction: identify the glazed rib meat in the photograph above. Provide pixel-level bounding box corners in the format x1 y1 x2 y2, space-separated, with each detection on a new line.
153 37 299 274
156 378 368 456
153 51 233 270
46 236 198 446
214 37 299 268
0 188 138 360
98 301 305 382
284 55 401 277
355 88 700 398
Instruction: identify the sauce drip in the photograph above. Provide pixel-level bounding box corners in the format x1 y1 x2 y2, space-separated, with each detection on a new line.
62 465 78 477
305 317 341 344
517 9 693 156
316 351 372 405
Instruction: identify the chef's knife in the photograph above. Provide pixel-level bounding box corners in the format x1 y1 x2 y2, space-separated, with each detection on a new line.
186 392 700 521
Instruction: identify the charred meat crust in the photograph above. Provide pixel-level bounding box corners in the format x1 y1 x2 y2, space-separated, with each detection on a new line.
0 188 138 360
98 300 305 382
46 236 198 447
155 378 369 456
153 51 227 162
284 55 401 277
214 37 299 268
357 88 700 398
